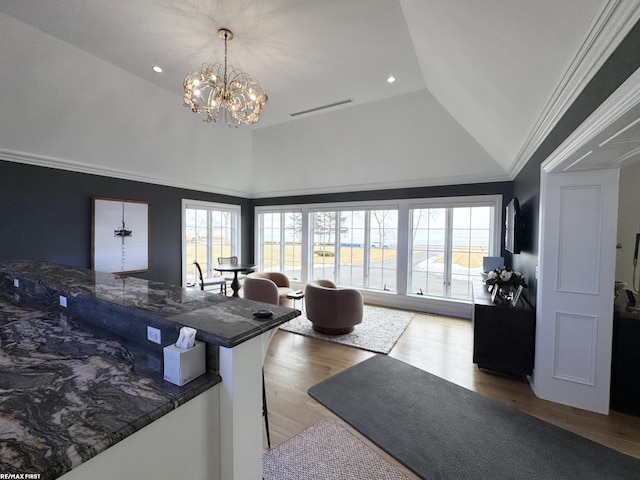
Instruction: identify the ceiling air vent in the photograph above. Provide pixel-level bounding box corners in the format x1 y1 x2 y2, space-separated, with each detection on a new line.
290 99 353 117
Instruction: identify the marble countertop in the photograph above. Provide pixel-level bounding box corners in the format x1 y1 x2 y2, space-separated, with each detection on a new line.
0 295 221 480
0 260 301 479
0 260 301 348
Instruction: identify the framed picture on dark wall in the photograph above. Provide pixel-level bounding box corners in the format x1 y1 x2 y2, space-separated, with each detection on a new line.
92 197 149 274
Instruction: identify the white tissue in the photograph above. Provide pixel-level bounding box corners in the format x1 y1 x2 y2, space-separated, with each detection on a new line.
175 326 197 349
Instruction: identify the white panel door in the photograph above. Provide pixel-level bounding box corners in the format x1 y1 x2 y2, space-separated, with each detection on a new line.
534 168 619 414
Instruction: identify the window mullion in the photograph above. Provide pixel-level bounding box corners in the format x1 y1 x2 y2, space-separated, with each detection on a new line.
301 211 310 283
364 212 371 288
206 210 213 277
444 208 453 297
334 212 340 283
397 204 410 295
279 212 286 272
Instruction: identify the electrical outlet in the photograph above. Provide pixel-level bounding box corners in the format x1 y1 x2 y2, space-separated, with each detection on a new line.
59 295 67 308
147 326 161 344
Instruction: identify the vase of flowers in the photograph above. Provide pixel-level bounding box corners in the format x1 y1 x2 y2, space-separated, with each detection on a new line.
485 267 527 304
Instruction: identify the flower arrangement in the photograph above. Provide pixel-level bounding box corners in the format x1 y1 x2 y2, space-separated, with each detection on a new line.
485 267 527 288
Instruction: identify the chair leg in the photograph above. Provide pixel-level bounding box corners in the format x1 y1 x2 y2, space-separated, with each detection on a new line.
262 368 271 449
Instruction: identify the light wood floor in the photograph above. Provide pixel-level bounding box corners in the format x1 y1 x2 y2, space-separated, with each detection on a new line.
262 310 640 478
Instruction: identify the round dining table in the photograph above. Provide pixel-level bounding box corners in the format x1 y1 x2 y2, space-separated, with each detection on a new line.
214 264 256 297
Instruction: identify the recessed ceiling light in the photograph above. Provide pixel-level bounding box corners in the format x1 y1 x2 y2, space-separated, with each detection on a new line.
152 65 163 73
386 75 396 84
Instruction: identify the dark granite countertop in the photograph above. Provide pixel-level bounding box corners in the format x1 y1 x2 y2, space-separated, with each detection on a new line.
0 260 301 479
0 260 301 348
0 296 221 480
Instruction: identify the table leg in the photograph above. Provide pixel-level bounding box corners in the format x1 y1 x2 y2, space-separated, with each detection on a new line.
230 272 241 297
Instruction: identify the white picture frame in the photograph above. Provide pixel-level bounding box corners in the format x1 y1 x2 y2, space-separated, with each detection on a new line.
92 197 149 274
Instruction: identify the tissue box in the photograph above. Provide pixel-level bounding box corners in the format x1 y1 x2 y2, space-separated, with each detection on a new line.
163 341 206 386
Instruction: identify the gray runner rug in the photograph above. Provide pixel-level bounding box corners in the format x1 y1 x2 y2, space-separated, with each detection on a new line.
279 305 413 354
308 354 640 480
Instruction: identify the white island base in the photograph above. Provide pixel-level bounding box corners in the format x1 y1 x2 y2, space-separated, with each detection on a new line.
60 334 266 480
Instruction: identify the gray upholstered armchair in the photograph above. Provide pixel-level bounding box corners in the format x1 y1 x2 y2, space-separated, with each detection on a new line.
243 272 294 307
304 279 363 334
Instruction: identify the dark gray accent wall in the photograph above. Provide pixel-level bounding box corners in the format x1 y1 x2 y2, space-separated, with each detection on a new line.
0 160 252 286
0 155 512 290
513 20 640 307
252 182 513 207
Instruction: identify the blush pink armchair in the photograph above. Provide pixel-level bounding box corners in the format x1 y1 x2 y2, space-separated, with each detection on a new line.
243 272 294 307
304 279 363 334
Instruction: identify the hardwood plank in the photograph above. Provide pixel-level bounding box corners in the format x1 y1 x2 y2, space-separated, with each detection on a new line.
263 312 640 478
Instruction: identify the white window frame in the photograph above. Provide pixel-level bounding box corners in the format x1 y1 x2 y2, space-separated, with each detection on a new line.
407 196 501 300
255 209 304 280
255 195 502 317
309 208 399 291
181 199 242 286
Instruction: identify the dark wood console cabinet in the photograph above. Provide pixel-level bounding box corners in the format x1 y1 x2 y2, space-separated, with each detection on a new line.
472 280 535 377
611 296 640 415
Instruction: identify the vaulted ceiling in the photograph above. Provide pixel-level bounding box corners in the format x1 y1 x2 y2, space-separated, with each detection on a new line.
1 1 638 197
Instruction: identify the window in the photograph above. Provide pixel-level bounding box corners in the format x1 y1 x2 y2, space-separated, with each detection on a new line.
311 211 339 281
337 211 366 286
255 195 499 308
409 204 494 300
258 211 302 281
182 200 241 285
309 208 398 291
368 209 398 291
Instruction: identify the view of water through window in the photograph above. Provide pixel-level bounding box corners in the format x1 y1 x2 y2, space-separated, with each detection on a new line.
257 200 496 302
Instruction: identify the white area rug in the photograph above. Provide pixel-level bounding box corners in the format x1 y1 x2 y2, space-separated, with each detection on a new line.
279 305 414 354
262 418 407 480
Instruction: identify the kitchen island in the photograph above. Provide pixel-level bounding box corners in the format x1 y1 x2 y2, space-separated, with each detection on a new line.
0 261 300 480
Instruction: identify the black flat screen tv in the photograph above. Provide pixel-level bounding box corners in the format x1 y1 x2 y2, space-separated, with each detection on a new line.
505 197 521 254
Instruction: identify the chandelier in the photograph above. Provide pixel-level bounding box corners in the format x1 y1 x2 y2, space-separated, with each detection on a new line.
183 28 267 127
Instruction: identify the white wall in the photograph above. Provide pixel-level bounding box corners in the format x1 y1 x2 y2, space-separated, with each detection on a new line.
250 88 508 198
616 160 640 289
0 12 253 197
1 13 510 200
59 386 220 480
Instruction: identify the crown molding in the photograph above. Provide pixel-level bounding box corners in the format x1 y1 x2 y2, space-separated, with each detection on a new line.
509 0 640 178
542 66 640 173
0 147 511 200
0 148 251 199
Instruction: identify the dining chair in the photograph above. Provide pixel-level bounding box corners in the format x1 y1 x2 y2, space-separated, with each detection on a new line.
193 261 226 295
217 256 238 265
217 256 246 291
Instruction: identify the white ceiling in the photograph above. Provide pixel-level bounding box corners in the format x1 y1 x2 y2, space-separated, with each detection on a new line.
1 0 638 195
